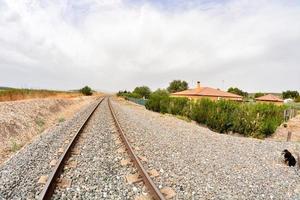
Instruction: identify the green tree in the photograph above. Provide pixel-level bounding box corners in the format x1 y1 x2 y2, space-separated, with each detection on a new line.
133 86 151 99
167 80 188 93
227 87 248 97
80 86 93 96
254 92 265 98
282 90 299 99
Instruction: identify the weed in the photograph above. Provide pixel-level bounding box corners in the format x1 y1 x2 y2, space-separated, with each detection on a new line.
58 117 65 123
10 140 22 152
35 118 45 127
175 115 191 122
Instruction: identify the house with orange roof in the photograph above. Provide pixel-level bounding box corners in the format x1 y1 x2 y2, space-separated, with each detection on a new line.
255 94 283 105
171 81 243 101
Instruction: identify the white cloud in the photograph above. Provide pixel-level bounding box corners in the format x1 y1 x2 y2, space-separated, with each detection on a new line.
0 0 299 92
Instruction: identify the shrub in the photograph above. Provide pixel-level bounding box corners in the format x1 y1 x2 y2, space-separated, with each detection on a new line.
195 100 238 133
169 97 189 116
145 92 285 138
145 89 169 112
259 117 278 137
117 89 148 100
231 104 259 136
159 96 170 114
80 86 93 96
117 90 129 97
190 98 214 124
123 92 142 99
214 100 239 133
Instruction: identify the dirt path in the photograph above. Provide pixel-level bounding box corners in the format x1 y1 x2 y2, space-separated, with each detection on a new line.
0 96 97 165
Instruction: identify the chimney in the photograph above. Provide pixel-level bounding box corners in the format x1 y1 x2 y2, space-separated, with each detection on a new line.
196 81 201 92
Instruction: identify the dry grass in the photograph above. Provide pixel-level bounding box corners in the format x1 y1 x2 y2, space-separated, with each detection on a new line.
0 88 82 102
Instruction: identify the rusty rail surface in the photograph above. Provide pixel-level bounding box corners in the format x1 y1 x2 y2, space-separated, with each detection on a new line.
39 97 105 200
108 97 166 200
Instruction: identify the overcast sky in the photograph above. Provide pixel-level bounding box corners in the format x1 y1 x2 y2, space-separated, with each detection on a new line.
0 0 299 92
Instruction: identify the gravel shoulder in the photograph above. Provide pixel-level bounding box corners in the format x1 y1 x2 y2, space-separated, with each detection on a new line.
112 98 300 200
0 99 99 199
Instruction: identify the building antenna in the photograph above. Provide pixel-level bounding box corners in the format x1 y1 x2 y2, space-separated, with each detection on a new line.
222 80 225 91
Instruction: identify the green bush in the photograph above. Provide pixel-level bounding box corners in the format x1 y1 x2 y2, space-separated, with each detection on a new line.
169 97 189 116
145 93 285 138
145 89 170 112
259 117 278 137
159 96 170 114
123 92 142 99
231 104 259 136
80 86 93 96
190 98 214 124
208 100 238 133
117 90 129 97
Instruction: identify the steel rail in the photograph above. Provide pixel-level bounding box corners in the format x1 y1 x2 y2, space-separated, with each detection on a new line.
108 97 166 200
39 97 105 200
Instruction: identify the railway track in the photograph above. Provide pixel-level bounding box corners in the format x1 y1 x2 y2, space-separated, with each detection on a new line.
38 97 165 200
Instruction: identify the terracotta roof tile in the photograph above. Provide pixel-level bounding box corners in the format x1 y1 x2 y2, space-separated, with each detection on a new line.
255 94 283 102
172 87 243 99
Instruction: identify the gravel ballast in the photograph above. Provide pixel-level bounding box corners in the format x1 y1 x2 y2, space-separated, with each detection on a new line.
112 98 300 200
52 98 142 199
0 99 100 199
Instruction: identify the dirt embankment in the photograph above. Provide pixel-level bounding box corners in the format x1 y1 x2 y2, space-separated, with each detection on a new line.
271 114 300 142
0 89 83 102
0 96 96 164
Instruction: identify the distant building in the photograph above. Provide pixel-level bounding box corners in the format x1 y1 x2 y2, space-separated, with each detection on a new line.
171 81 243 101
255 94 283 105
284 98 294 104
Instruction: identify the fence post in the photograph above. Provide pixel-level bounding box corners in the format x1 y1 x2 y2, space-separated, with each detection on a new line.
284 110 288 122
287 131 292 142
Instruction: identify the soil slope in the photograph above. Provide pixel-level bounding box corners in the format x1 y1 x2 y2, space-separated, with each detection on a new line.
0 96 94 164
